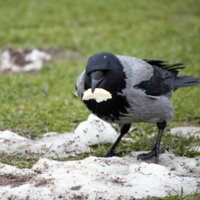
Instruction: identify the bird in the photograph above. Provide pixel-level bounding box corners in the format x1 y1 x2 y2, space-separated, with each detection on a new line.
75 52 200 162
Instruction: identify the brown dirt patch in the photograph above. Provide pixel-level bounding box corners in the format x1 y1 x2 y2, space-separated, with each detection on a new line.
0 173 34 188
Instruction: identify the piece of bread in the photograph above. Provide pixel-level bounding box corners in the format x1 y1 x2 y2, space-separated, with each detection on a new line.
82 88 112 103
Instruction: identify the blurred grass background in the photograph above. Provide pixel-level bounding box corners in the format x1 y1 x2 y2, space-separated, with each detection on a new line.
0 0 199 135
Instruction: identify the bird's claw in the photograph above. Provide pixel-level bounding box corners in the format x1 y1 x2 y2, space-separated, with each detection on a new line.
137 151 156 161
137 147 168 162
160 146 168 153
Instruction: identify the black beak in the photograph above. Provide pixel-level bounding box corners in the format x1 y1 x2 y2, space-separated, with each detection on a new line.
91 79 99 93
90 71 104 93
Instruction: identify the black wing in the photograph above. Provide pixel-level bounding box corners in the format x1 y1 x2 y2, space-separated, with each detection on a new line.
134 60 185 96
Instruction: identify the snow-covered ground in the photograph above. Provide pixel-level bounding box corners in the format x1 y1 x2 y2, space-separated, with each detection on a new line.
0 114 200 199
0 114 118 159
0 47 51 73
171 127 200 138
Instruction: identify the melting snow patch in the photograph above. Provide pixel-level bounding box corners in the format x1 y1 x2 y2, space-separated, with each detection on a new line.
171 127 200 138
0 47 51 73
0 114 118 158
0 154 199 199
0 116 200 199
74 114 118 145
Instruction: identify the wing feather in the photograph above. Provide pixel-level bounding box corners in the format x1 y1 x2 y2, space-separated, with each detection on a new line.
117 56 185 96
117 55 154 86
135 60 185 96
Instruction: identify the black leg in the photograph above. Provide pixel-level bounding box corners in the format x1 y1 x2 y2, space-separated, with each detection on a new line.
137 121 167 162
102 123 131 157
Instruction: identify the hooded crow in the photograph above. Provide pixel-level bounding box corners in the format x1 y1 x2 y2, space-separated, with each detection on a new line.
75 52 200 162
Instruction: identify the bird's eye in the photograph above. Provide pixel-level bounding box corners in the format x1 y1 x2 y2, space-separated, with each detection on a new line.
103 70 110 76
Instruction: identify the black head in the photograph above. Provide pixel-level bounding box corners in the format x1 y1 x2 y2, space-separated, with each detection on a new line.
83 52 130 122
86 52 115 74
84 52 126 93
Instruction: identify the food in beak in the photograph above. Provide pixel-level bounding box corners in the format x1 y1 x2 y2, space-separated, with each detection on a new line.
82 88 112 103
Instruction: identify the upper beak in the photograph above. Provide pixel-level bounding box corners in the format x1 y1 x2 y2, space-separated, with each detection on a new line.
90 71 104 93
91 79 99 93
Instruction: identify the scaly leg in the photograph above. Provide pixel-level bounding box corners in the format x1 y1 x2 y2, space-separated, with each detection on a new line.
137 121 167 162
102 123 131 157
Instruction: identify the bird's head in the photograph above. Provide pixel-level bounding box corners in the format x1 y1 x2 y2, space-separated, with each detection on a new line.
84 52 125 93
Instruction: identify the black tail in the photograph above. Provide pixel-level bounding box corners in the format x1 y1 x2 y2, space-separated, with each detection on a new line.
173 76 200 89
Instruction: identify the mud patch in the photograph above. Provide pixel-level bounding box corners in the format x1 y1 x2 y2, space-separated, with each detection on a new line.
0 173 34 188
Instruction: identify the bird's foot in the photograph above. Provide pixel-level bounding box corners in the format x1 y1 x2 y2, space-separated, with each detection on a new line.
98 150 125 157
137 147 168 162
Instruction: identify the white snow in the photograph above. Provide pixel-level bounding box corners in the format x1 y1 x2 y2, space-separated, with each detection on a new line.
24 49 51 71
0 48 51 72
25 49 51 62
0 130 29 141
171 127 200 138
0 114 118 158
74 114 118 145
170 127 200 152
0 154 199 200
0 115 200 199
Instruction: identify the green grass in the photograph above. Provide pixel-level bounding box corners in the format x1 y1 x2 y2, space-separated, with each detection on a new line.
0 60 87 135
0 0 199 135
0 0 200 199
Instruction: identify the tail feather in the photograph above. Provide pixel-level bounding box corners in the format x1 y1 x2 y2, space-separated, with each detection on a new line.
173 76 200 89
144 59 200 89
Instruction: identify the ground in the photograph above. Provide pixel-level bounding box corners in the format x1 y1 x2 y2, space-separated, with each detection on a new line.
0 116 200 199
0 0 200 199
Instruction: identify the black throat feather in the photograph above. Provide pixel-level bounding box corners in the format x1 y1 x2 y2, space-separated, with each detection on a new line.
83 59 130 123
